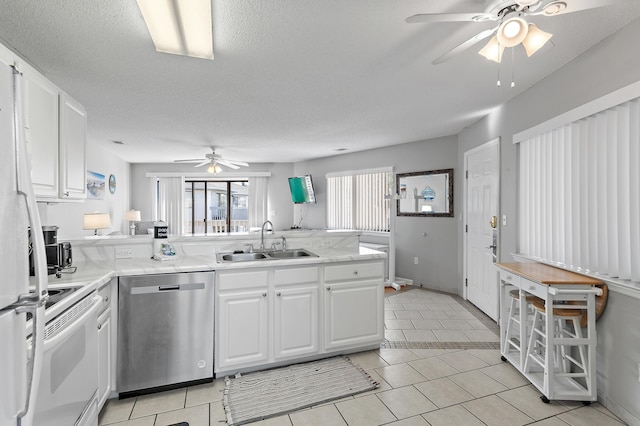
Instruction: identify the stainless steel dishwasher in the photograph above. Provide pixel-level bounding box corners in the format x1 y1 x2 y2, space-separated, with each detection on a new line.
117 271 214 397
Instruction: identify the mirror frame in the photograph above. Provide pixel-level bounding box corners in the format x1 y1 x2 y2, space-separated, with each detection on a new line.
396 169 454 217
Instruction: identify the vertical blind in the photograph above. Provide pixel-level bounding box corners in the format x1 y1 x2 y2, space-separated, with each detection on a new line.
326 169 392 232
518 97 640 282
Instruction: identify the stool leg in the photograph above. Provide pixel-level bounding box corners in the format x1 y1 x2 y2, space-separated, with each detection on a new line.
505 296 518 353
524 309 542 373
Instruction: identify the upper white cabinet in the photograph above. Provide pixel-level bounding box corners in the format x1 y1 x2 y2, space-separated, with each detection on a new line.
59 94 87 199
22 65 86 201
23 69 59 198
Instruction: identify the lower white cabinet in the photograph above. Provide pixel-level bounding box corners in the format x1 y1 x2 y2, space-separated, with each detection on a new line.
97 282 113 410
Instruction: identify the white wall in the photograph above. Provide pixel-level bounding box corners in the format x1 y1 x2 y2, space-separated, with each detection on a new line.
458 18 640 425
294 135 460 294
39 141 131 240
129 162 295 232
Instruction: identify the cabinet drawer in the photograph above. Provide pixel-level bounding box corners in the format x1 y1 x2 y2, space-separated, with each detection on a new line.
218 270 269 291
520 278 548 299
324 262 383 283
499 270 520 287
274 267 318 286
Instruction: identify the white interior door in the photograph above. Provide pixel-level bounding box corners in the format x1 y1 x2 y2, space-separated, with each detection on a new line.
465 139 500 320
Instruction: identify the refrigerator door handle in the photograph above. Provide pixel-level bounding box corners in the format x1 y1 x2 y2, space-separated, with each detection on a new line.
11 64 47 424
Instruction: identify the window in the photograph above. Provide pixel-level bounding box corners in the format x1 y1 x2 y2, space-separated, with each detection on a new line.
184 180 249 234
326 168 392 232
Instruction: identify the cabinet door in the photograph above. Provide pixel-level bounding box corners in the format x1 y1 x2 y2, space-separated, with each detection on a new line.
324 280 383 350
23 71 59 198
59 94 86 199
274 285 318 359
217 291 269 369
97 309 111 410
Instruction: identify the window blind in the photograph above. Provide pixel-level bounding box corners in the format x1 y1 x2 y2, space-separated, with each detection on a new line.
518 97 640 282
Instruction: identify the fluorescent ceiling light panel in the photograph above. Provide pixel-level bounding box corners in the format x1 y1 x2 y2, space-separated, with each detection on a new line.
137 0 213 60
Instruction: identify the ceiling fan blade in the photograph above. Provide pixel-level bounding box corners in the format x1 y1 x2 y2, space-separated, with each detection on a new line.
226 160 249 167
194 160 210 168
406 12 495 23
174 159 206 163
531 0 618 16
217 159 241 169
432 26 499 65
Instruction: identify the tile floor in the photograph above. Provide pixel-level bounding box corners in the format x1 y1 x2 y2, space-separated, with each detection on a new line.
99 287 627 426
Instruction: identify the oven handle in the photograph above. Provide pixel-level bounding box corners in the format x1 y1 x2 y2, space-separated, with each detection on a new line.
44 295 102 350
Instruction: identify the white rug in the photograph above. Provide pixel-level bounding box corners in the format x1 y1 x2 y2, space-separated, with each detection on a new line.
223 356 379 425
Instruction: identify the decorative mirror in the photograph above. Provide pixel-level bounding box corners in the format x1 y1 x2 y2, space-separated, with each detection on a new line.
396 169 454 217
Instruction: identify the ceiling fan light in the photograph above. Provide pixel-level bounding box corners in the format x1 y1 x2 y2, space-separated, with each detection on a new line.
522 24 553 56
479 36 505 63
207 162 223 174
497 17 529 47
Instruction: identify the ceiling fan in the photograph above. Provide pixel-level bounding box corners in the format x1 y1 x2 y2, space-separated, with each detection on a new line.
406 0 617 65
174 146 249 174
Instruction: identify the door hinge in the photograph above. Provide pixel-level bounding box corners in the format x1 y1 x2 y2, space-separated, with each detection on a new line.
465 278 468 287
465 224 468 233
465 170 468 179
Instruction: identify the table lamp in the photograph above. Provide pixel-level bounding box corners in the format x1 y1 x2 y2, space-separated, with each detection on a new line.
125 209 141 235
83 212 112 236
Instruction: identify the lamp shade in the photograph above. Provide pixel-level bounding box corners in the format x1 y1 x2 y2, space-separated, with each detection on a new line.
522 24 553 57
497 17 529 48
125 210 141 222
479 36 505 63
83 212 112 231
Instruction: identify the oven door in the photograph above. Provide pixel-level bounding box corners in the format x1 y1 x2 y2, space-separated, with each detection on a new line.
32 293 102 426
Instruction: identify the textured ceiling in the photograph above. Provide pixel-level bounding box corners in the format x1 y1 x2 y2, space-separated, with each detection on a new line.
0 0 638 164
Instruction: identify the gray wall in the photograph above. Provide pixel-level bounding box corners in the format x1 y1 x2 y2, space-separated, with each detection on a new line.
458 18 640 424
130 162 295 231
294 135 460 294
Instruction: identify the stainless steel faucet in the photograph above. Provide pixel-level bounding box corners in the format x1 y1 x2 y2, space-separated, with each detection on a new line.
281 236 287 251
260 220 274 250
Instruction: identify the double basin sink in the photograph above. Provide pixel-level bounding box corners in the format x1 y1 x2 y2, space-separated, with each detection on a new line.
217 248 318 263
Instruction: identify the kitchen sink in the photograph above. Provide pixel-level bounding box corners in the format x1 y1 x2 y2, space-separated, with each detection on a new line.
217 248 317 262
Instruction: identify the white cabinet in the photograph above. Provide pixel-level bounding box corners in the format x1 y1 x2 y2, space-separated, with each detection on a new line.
274 267 319 359
23 69 59 198
22 66 86 200
96 282 113 410
58 94 86 199
324 261 384 350
216 270 270 370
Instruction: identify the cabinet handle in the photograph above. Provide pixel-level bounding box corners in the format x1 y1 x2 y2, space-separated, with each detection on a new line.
63 191 69 197
276 292 281 297
262 293 267 297
104 296 109 303
326 287 331 291
353 270 358 275
97 323 102 330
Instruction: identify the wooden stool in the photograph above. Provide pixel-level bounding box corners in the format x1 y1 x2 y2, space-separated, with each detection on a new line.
524 299 587 381
504 290 542 359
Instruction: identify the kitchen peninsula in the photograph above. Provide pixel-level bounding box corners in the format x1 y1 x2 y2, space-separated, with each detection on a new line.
37 230 386 406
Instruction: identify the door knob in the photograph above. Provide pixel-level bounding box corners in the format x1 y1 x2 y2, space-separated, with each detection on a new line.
486 245 497 250
489 216 497 229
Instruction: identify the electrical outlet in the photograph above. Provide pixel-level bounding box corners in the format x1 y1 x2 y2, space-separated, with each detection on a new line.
414 257 419 265
115 248 133 259
502 215 507 226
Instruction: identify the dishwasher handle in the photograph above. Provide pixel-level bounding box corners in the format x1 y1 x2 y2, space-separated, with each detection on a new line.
130 282 205 295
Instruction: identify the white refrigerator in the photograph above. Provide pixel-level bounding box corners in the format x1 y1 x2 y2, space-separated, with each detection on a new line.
0 52 49 425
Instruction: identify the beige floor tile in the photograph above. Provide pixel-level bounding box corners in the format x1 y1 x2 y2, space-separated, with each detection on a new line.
418 310 451 320
210 399 227 424
99 416 156 426
336 394 397 426
251 414 294 425
376 385 438 419
403 330 439 342
432 330 471 342
409 349 458 359
386 319 415 330
394 310 424 320
527 417 571 426
439 319 474 330
385 329 407 341
402 303 430 311
99 398 136 424
557 406 626 425
447 303 468 311
423 303 449 311
448 370 508 398
385 311 397 319
378 348 419 365
154 404 209 426
462 329 500 342
414 377 475 408
185 379 225 407
497 385 571 420
376 363 427 388
438 350 489 372
411 319 445 330
385 415 430 425
479 363 529 388
421 404 485 426
290 404 347 426
385 303 405 311
465 349 503 365
358 369 393 394
348 350 388 369
462 395 534 426
130 388 186 419
409 356 460 380
466 318 489 329
445 311 476 320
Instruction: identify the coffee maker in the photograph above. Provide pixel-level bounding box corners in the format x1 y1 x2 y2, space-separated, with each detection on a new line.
29 226 73 276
